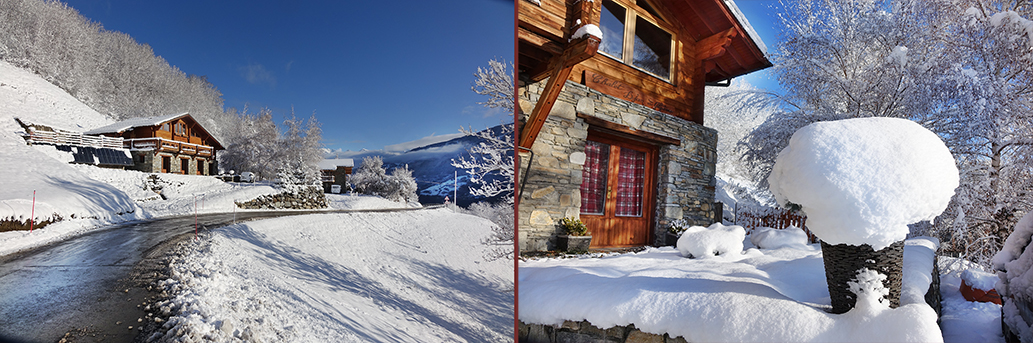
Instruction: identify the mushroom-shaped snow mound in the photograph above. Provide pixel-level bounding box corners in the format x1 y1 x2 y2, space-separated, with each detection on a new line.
767 118 958 250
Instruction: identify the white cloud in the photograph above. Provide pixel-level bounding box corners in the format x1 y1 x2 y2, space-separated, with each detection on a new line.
239 62 276 87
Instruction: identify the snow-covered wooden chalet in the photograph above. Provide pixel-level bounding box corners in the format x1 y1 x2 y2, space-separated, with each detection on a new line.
85 113 224 175
318 158 354 193
518 0 771 251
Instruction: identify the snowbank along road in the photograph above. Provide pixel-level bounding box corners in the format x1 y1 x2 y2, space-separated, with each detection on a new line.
0 207 435 343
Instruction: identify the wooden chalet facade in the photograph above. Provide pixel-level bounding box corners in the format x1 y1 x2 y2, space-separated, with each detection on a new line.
318 158 354 193
85 113 224 176
517 0 771 251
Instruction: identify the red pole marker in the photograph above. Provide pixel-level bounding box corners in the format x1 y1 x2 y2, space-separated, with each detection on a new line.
29 190 36 233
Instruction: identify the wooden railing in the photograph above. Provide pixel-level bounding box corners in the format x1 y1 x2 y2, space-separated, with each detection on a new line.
735 206 816 243
125 138 213 157
25 130 123 149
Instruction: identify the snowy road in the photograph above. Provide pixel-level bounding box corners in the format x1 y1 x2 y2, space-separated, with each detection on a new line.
0 208 432 343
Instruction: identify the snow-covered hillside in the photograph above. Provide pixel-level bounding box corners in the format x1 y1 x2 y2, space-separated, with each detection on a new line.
150 206 514 342
0 61 281 256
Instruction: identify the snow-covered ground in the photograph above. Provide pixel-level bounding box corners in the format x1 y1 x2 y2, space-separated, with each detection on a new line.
520 236 1003 342
149 205 513 342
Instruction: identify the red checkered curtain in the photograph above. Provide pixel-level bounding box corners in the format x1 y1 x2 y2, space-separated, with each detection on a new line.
616 148 645 217
580 140 610 215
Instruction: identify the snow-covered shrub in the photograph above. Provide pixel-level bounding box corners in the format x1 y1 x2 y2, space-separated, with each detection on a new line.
676 223 746 259
350 156 418 203
750 226 808 249
993 211 1033 342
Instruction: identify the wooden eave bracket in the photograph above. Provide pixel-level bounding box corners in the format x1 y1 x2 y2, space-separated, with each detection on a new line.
697 26 739 62
519 35 601 150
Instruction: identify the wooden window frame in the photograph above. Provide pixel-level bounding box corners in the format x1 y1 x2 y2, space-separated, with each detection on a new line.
598 0 677 83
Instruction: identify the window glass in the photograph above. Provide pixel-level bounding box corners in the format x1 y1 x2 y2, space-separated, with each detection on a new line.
615 148 645 217
580 140 610 215
161 123 170 131
633 17 672 79
599 0 626 58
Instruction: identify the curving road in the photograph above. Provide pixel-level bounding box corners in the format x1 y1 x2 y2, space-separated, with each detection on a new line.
0 207 437 343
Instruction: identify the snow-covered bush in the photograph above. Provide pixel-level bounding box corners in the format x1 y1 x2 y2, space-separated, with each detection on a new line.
350 156 418 203
750 226 808 249
676 223 746 259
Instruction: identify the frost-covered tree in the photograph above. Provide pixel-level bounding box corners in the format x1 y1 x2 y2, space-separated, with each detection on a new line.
219 107 279 179
704 80 775 206
276 110 323 188
735 0 1033 267
454 59 517 261
452 124 515 202
0 0 233 138
350 156 418 203
471 59 514 111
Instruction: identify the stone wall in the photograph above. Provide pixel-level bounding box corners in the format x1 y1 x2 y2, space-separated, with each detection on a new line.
235 188 328 210
519 79 719 251
132 151 215 175
519 320 688 343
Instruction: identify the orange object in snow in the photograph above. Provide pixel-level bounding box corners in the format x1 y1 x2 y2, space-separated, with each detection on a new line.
960 279 1002 305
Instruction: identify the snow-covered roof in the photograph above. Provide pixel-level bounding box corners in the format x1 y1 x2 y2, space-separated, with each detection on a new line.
318 158 354 170
723 0 768 56
84 112 190 135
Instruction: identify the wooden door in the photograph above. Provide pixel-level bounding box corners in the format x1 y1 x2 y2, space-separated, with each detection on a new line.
161 156 170 173
580 131 657 248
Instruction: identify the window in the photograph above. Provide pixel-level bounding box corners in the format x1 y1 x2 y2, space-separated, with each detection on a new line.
580 140 610 215
598 0 674 81
161 123 170 131
174 123 186 136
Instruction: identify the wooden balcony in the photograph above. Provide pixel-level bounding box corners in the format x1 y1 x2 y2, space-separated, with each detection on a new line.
125 138 214 157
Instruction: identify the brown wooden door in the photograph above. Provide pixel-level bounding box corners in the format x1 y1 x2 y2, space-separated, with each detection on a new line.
161 156 170 173
580 131 657 248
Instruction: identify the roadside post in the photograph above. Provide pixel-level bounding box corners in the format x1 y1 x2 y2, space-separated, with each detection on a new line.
29 190 35 233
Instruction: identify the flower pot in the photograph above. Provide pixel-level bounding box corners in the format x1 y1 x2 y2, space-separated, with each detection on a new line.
665 232 680 246
558 235 592 253
821 240 904 314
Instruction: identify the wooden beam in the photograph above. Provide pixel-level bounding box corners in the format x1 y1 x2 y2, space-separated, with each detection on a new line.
519 35 601 149
696 26 739 61
578 113 682 146
519 27 563 55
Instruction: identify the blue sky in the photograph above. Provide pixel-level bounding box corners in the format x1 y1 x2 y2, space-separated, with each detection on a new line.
731 0 786 94
63 0 515 152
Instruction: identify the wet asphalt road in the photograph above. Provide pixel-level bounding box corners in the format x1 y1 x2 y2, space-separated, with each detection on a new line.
0 209 366 343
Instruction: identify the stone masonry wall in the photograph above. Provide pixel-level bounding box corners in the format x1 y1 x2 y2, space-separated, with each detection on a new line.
519 79 718 251
519 320 689 343
235 188 328 210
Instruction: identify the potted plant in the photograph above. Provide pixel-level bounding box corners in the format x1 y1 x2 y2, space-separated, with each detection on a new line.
557 217 591 253
665 219 688 246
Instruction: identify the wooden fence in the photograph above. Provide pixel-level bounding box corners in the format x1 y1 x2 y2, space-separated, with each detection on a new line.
735 206 817 243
